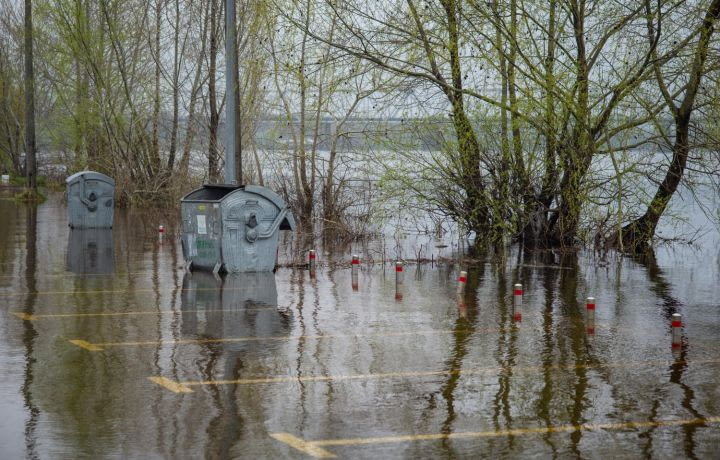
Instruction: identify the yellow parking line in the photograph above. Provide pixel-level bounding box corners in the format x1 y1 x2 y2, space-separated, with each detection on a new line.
70 329 469 352
11 306 278 321
148 377 194 394
68 340 104 351
270 433 335 458
62 321 659 352
12 312 37 321
0 270 183 280
271 417 720 457
0 285 265 298
148 358 720 393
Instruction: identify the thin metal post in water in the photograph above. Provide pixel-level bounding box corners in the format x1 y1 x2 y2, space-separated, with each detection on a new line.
513 283 523 322
457 270 467 294
586 297 596 335
351 255 359 291
308 250 316 270
395 261 404 285
672 313 683 348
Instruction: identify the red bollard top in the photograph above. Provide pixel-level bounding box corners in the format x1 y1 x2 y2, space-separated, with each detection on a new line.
352 255 360 265
309 250 316 260
458 271 467 283
671 313 682 328
586 297 596 310
514 283 523 296
395 262 403 272
158 225 165 233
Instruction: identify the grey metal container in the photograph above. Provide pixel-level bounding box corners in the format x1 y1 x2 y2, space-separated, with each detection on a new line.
180 184 295 273
66 171 115 229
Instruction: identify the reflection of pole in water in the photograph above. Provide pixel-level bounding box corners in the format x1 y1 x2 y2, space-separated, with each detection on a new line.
513 283 523 322
22 206 39 458
457 293 466 318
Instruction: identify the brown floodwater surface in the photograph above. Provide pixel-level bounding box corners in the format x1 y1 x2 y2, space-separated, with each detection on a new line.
0 194 719 458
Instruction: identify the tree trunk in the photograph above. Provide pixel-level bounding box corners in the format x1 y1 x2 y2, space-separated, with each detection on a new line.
619 0 720 251
24 0 36 191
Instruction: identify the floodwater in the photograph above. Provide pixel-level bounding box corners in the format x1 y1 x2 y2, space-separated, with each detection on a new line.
1 194 719 459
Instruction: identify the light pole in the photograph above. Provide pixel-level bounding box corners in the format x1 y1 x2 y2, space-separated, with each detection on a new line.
225 0 241 184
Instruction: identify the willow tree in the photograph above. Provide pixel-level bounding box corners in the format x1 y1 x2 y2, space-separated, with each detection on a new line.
620 0 720 251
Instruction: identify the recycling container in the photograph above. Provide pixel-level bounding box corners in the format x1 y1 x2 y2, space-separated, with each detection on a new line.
66 171 115 228
180 184 295 272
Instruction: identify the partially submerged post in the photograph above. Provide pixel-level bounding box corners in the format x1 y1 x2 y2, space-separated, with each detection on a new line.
395 261 404 301
672 313 683 348
513 283 523 322
586 297 596 335
351 255 359 291
457 270 467 294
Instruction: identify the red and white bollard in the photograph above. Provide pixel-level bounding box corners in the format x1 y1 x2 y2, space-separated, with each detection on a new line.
308 250 317 279
395 261 404 301
672 313 683 348
158 225 165 243
586 297 596 335
457 270 467 294
351 254 360 291
513 283 523 322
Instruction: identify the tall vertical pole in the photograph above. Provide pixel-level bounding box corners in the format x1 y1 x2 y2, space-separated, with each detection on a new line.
224 0 238 184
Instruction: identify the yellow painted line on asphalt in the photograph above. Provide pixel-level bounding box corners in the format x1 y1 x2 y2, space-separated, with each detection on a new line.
148 358 720 393
12 312 37 321
270 433 336 458
11 306 279 321
68 340 104 351
0 270 184 280
71 329 471 352
271 417 720 458
148 376 194 394
0 285 265 298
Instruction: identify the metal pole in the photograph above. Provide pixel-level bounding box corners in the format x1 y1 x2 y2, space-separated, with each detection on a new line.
225 0 238 184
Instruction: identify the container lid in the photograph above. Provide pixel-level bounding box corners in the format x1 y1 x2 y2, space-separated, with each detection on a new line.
66 171 115 186
181 184 243 201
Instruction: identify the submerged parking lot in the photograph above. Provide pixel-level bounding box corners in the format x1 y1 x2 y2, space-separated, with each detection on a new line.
1 197 719 458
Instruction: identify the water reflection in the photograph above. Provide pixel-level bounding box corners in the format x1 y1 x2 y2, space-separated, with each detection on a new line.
22 206 39 459
179 271 292 457
66 229 114 274
180 271 290 338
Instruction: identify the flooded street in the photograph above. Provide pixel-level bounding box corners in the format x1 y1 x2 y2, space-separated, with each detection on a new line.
1 195 719 459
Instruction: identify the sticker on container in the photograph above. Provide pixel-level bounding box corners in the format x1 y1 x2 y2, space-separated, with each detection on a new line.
197 215 207 235
198 204 206 211
188 234 197 256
